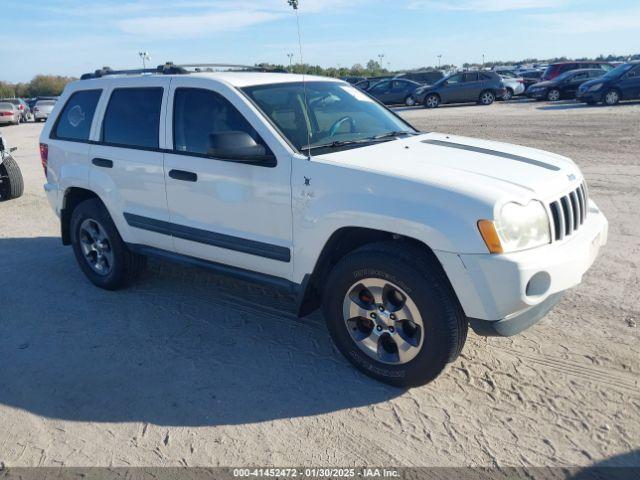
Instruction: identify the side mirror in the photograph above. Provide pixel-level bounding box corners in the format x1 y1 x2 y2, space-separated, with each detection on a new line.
208 131 274 164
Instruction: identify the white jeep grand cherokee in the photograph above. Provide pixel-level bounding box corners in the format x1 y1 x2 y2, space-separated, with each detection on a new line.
41 65 608 387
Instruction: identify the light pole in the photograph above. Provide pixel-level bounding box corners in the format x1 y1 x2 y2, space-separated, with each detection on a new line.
138 51 150 69
437 54 442 68
482 54 485 69
378 53 385 70
287 53 294 71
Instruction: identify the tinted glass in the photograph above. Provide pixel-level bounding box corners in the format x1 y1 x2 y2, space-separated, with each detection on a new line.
173 88 268 156
54 90 101 141
103 88 163 148
37 101 55 106
446 74 463 84
602 63 635 79
463 73 479 82
572 72 588 81
242 82 415 152
0 103 14 110
369 81 390 93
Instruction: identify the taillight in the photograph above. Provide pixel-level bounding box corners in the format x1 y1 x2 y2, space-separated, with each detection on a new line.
19 105 24 110
0 112 12 116
40 143 48 177
518 79 524 83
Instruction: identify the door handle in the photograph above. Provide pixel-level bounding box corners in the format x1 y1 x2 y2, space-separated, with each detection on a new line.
92 158 113 168
169 169 198 182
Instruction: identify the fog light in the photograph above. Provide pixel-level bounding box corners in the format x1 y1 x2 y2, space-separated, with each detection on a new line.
526 271 551 297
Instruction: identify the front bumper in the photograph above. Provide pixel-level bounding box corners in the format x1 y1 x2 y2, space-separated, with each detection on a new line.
576 90 602 103
436 199 608 336
527 89 547 99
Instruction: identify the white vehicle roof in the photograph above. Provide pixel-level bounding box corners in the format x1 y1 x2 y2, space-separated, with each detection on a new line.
73 71 343 89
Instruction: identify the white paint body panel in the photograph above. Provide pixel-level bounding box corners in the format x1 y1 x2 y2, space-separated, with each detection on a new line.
41 72 608 323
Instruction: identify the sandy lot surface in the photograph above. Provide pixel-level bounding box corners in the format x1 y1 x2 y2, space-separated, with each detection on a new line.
0 99 638 468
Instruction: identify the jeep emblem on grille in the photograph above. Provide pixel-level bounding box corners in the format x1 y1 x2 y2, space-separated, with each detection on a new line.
567 173 576 181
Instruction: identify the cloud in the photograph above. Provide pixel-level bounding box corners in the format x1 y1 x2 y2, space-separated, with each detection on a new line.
528 7 640 34
407 0 567 12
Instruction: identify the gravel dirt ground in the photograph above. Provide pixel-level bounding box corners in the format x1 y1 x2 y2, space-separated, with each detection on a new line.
0 99 638 468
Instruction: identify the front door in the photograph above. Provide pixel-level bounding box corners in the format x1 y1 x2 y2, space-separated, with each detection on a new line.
619 66 640 99
163 79 293 280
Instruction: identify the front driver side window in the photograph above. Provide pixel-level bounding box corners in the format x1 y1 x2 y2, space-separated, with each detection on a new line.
369 81 390 93
173 88 271 159
446 74 463 85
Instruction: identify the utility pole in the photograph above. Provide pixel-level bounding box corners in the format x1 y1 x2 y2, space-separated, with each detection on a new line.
482 54 485 69
138 51 150 69
287 53 294 71
437 54 442 68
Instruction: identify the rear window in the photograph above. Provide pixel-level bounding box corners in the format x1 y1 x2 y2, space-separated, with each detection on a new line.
37 101 56 106
53 90 101 141
102 87 163 149
0 102 14 110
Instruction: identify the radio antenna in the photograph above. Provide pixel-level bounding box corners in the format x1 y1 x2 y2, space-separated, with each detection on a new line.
288 0 312 159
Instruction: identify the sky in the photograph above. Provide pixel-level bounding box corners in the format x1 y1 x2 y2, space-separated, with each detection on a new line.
2 0 639 82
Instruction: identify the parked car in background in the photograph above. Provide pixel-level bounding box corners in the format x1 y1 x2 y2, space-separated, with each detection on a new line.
519 69 543 90
527 69 605 101
577 61 640 105
412 71 506 108
497 71 525 100
395 70 444 85
33 99 56 122
0 102 21 125
353 76 395 91
342 76 367 85
0 98 30 122
542 62 613 81
367 79 422 106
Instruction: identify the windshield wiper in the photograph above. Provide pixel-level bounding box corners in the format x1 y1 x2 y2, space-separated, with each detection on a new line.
301 131 419 152
370 130 420 140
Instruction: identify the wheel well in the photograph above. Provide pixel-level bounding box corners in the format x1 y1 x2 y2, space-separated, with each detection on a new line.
60 187 100 245
295 227 447 317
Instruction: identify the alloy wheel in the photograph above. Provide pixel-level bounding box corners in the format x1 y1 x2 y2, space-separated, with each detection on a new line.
480 92 494 105
79 218 114 276
342 278 424 365
548 89 561 101
605 90 619 105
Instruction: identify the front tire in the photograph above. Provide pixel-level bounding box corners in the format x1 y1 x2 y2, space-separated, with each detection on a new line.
424 94 440 109
322 242 467 388
0 155 24 200
479 90 495 105
502 88 513 101
603 89 620 106
547 89 561 102
405 95 416 107
70 198 146 290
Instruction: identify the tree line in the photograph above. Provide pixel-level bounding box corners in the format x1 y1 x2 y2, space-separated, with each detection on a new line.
0 75 77 99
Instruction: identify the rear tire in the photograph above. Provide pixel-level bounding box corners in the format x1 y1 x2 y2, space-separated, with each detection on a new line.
479 90 495 105
0 155 24 201
404 95 416 107
502 88 513 101
70 198 146 290
322 242 467 388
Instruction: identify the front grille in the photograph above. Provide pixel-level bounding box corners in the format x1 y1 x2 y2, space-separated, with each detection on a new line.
549 182 588 241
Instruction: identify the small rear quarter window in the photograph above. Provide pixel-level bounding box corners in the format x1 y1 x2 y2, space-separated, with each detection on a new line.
53 90 101 141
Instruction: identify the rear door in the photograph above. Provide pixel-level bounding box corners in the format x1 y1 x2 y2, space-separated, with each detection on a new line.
462 72 483 101
388 80 413 104
89 77 173 251
163 77 293 280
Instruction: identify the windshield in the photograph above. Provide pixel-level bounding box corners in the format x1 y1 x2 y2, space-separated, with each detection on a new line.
602 63 635 79
242 81 416 153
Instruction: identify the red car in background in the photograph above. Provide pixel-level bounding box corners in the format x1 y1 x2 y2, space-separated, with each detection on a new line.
542 62 613 81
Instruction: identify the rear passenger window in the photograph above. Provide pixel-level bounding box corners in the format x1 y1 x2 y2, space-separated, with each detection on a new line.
173 88 269 157
102 88 163 149
54 90 101 141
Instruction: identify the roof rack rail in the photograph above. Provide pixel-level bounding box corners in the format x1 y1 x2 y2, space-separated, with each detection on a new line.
80 62 283 80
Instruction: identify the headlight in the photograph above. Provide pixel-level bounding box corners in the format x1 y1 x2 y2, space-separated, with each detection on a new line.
587 83 603 92
478 201 551 254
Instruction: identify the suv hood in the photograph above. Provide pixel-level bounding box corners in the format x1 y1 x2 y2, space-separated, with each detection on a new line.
315 132 581 203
